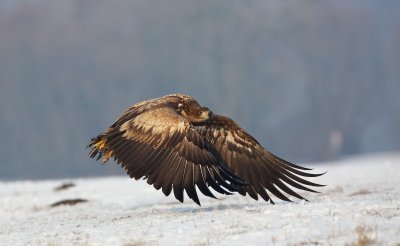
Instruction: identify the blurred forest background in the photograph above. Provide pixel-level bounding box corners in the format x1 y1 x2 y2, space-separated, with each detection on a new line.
0 0 399 180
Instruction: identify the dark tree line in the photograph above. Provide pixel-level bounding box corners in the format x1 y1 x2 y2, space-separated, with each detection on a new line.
0 0 399 179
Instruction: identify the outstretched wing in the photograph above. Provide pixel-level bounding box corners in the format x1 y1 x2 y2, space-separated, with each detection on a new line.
193 115 324 204
88 106 244 205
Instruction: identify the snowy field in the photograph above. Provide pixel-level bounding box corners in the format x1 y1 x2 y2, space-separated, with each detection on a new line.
1 153 399 245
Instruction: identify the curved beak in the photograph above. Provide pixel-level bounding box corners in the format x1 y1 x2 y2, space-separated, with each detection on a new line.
208 110 214 119
195 108 213 122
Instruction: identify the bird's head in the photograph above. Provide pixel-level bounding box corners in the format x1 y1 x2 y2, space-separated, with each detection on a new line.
176 100 213 123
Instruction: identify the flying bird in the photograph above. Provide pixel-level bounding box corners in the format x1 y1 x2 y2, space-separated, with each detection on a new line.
87 94 324 205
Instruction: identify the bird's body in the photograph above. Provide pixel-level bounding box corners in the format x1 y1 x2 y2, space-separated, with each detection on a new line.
88 94 324 205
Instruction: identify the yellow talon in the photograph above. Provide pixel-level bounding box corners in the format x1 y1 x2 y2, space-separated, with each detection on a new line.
102 150 113 163
94 139 106 150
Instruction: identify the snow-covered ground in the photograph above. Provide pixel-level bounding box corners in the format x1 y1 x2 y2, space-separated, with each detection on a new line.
1 153 399 245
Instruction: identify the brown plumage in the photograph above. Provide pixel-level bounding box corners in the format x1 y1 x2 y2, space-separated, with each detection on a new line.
87 94 324 205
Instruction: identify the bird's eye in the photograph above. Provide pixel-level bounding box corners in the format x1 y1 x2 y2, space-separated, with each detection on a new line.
177 103 183 112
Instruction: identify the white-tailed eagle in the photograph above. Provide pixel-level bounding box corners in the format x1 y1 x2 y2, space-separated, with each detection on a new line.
88 94 324 205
